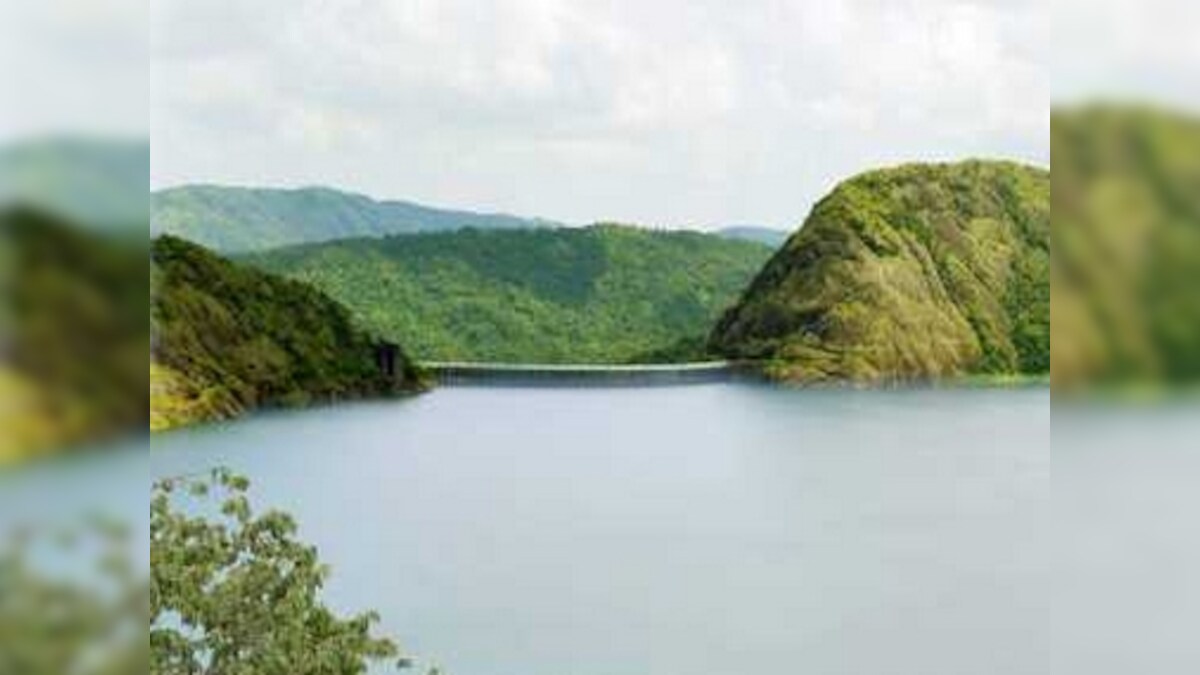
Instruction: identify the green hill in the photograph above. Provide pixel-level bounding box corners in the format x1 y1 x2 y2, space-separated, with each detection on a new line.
710 160 1049 382
152 184 565 252
1 206 148 461
151 235 423 430
1052 104 1200 389
243 225 773 364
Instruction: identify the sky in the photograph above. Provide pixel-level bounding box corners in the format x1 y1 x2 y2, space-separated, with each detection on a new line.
1052 0 1200 110
0 0 149 141
5 0 1196 229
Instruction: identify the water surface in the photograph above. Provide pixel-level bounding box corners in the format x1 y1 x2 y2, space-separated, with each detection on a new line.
148 383 1048 675
4 383 1051 674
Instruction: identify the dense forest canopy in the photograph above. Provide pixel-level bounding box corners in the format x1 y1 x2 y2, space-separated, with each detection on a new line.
711 160 1050 381
244 225 773 364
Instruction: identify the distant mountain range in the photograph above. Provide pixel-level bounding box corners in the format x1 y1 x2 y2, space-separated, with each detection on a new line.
715 225 789 248
154 183 793 253
152 184 567 252
1 138 791 253
0 137 149 232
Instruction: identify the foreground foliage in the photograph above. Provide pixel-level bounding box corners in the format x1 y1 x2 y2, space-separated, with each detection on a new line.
245 225 772 364
152 235 423 430
2 471 431 674
0 518 146 674
711 160 1050 381
152 469 418 674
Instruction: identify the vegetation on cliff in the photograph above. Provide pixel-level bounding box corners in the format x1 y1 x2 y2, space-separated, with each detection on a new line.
710 160 1049 381
151 235 422 430
245 225 772 364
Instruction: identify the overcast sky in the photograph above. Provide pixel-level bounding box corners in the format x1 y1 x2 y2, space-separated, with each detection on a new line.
143 0 1051 228
1 0 148 141
12 0 1196 229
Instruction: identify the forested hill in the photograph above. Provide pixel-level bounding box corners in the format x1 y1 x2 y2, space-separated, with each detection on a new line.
152 184 565 252
1 206 148 461
243 225 773 364
710 160 1050 382
1051 105 1200 389
151 235 423 430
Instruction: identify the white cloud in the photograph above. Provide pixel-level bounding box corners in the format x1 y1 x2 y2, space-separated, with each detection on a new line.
151 0 1050 228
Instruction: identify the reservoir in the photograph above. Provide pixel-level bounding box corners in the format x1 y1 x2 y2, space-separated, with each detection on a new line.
5 383 1050 674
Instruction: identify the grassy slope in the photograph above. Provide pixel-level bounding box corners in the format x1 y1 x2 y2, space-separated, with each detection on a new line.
1052 104 1200 389
244 225 773 364
152 185 563 253
710 160 1049 381
151 235 423 430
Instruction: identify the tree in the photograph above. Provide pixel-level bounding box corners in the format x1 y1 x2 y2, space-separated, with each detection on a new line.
151 468 414 674
0 517 146 675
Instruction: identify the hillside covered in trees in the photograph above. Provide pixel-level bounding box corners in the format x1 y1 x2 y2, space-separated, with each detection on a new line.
151 236 423 430
1 207 148 461
153 184 565 252
245 225 773 364
710 160 1050 381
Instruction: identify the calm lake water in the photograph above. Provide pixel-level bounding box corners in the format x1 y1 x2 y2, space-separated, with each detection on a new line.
6 383 1055 674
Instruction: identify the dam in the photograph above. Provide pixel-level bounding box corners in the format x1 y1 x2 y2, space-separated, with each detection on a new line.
420 360 746 386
